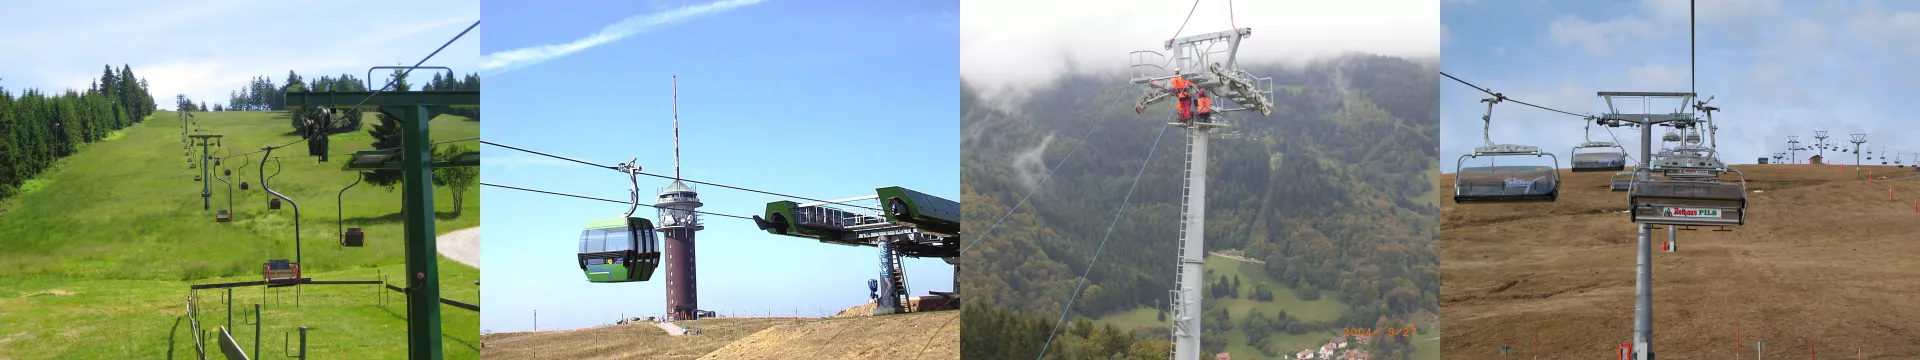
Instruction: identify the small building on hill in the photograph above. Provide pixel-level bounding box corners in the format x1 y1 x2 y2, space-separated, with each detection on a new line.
1810 155 1824 164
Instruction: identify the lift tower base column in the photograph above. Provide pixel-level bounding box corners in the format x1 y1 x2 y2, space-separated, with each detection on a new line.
1171 123 1216 360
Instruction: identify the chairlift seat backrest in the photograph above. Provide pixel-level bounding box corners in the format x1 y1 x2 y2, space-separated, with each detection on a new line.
1629 176 1746 227
1572 142 1629 172
1609 172 1634 192
343 228 365 247
1455 144 1560 203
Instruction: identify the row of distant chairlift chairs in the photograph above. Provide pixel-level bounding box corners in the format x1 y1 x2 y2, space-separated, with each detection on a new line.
1454 113 1747 234
187 139 365 287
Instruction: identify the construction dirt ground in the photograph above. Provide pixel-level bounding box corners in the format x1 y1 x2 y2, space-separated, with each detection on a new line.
1441 164 1920 359
479 303 958 359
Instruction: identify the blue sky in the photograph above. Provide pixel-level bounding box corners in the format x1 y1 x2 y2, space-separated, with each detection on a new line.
0 0 479 106
1442 0 1920 172
478 0 958 332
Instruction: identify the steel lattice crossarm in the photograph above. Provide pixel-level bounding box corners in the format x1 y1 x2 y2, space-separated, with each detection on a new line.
283 90 479 110
1127 28 1276 116
751 186 959 258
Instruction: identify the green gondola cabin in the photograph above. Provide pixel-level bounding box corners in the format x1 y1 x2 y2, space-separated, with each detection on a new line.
578 217 661 283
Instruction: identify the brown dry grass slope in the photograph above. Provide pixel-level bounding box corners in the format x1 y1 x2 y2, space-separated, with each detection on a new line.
478 308 959 359
698 310 958 360
479 317 794 359
1440 164 1920 359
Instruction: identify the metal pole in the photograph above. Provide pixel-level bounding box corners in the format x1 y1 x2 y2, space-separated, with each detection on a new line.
254 304 261 358
1636 122 1655 360
395 104 446 359
1667 225 1675 252
298 326 308 360
1171 125 1210 360
203 141 212 210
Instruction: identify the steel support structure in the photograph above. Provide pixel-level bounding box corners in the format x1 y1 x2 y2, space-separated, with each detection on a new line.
191 134 223 210
1850 134 1867 178
1127 26 1273 360
285 89 477 360
1599 91 1702 360
1168 122 1216 360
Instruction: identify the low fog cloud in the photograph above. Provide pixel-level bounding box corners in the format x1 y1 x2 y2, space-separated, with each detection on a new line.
962 0 1439 102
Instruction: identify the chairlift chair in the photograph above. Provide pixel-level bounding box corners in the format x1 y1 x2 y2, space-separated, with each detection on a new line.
240 182 249 190
578 217 662 283
263 259 301 286
269 198 281 210
1455 144 1560 203
342 228 364 247
1628 158 1747 227
224 169 231 176
1572 141 1628 172
193 174 201 181
201 189 210 198
1610 171 1634 192
215 210 231 223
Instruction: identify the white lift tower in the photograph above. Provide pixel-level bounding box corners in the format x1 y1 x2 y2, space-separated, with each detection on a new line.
1127 27 1274 360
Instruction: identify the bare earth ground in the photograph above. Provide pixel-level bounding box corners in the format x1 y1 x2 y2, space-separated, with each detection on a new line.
438 227 480 268
480 317 796 360
698 310 958 360
1440 165 1920 359
479 305 958 359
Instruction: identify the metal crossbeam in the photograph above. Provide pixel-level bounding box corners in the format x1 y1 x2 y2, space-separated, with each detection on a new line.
283 90 479 110
281 87 477 359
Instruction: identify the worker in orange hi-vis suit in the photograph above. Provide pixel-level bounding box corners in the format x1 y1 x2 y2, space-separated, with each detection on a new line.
1195 88 1214 123
1171 68 1193 122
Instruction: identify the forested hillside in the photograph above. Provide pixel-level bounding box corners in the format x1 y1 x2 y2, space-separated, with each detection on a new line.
0 65 158 203
960 54 1440 359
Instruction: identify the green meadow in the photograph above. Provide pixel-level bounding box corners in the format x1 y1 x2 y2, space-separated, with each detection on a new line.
0 110 479 359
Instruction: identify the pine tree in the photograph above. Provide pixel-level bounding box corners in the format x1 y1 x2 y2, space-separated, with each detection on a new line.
362 68 412 189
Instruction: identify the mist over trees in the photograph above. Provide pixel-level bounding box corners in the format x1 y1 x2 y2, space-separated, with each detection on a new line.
960 54 1439 359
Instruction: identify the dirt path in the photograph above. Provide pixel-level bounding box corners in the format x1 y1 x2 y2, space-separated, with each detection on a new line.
658 322 687 336
1209 251 1265 264
438 227 480 268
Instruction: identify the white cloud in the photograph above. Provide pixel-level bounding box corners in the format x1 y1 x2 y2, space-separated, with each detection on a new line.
0 1 479 107
962 0 1438 103
1626 64 1690 90
1640 0 1781 24
1547 16 1664 55
1850 11 1920 54
479 0 770 74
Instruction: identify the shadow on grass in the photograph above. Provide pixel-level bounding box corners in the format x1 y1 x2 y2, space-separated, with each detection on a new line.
343 210 463 226
168 316 181 360
373 303 482 352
